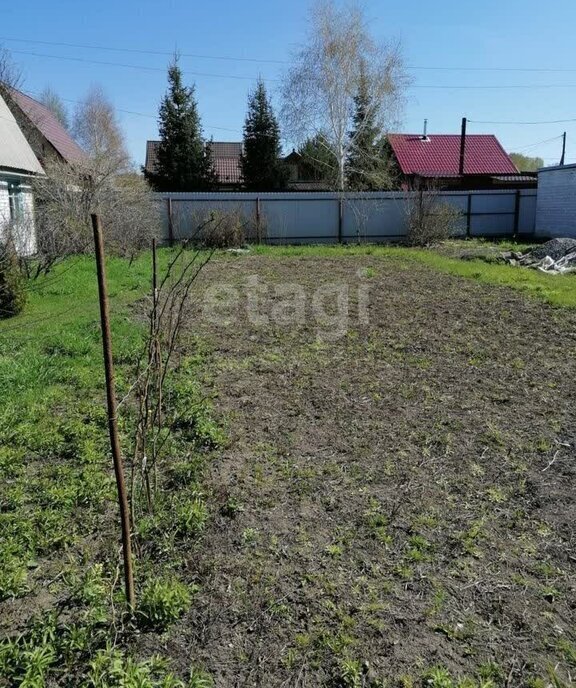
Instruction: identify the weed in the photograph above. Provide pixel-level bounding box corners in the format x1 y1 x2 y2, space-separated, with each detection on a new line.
139 578 195 630
174 497 209 537
337 658 363 687
241 527 259 545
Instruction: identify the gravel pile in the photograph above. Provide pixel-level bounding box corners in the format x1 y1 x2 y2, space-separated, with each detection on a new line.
522 238 576 262
504 238 576 273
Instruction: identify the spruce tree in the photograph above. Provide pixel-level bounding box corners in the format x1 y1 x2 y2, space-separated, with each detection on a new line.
241 79 288 191
346 64 390 191
147 59 218 191
298 133 338 188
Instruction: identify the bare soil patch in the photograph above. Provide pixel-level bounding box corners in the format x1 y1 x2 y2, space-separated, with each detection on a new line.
161 254 576 686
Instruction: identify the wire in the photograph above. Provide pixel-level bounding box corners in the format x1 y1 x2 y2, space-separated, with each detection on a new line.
8 49 280 82
469 118 576 125
4 36 576 74
0 36 289 65
9 48 576 90
513 135 564 152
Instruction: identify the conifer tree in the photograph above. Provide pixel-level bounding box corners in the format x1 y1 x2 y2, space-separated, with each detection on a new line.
241 79 288 191
147 59 218 191
346 63 391 190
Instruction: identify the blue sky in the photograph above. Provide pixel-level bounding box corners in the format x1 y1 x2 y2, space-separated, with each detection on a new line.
3 0 576 167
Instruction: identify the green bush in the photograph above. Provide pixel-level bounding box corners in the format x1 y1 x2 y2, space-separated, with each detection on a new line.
139 578 195 630
0 244 26 318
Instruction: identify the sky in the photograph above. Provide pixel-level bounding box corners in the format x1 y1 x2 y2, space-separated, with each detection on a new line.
3 0 576 168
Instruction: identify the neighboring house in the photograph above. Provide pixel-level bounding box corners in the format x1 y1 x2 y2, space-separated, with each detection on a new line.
283 149 333 191
146 140 330 190
6 89 86 167
145 140 243 189
387 133 537 190
0 93 45 255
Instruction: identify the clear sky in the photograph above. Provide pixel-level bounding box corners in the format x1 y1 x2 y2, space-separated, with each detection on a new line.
3 0 576 167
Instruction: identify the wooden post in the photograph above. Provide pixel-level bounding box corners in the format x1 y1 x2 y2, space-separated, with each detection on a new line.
91 213 136 612
513 189 521 239
167 198 174 247
466 193 472 239
560 132 566 166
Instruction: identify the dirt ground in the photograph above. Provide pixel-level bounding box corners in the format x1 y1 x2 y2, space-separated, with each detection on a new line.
156 254 576 686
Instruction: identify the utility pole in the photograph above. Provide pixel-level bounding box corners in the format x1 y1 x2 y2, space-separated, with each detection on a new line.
92 213 135 612
459 117 467 176
560 132 566 166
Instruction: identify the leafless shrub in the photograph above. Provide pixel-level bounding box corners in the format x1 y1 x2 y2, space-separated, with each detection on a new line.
29 161 160 275
21 85 161 276
405 188 462 247
130 216 220 518
198 209 246 248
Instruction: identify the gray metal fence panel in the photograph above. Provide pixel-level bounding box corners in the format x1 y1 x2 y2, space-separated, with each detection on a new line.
155 189 536 244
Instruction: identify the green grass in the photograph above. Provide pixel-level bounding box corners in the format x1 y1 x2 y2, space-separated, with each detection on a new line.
0 250 217 686
250 241 576 309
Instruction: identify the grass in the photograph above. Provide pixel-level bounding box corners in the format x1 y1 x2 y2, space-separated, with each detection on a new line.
0 250 218 685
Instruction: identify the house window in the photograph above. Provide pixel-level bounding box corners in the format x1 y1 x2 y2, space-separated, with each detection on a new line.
8 181 22 223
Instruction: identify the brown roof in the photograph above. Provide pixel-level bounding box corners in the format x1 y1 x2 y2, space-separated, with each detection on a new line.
209 141 243 157
145 140 159 175
145 140 243 184
214 156 242 184
10 89 86 165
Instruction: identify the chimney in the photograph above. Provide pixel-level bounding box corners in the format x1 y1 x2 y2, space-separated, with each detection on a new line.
459 117 467 175
420 119 429 141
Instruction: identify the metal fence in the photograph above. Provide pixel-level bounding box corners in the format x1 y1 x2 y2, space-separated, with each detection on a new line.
156 189 537 244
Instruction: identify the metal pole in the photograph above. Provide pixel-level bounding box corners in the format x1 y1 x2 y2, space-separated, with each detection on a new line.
459 117 467 176
513 189 521 239
560 132 566 166
167 198 174 247
91 213 136 612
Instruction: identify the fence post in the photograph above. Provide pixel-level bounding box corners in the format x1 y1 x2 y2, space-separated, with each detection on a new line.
167 197 174 247
255 196 261 243
466 193 472 238
91 214 136 612
513 189 521 239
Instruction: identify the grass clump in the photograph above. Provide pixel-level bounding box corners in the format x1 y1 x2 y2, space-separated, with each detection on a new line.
139 578 196 630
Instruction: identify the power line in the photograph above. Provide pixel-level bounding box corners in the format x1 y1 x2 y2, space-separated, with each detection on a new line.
5 36 576 74
511 135 564 152
469 118 576 125
9 49 280 82
0 36 289 64
9 47 576 90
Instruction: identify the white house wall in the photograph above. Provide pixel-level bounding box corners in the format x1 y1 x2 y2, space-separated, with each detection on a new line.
536 164 576 238
0 177 37 255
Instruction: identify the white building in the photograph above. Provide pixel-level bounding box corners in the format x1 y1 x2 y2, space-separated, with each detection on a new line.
536 164 576 239
0 92 45 255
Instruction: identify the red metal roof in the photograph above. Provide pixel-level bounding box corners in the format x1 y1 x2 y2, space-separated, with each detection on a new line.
9 89 86 165
388 134 518 177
